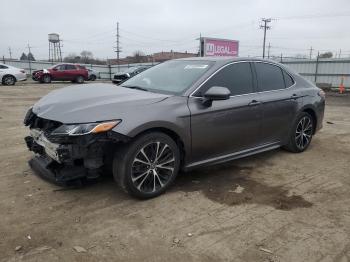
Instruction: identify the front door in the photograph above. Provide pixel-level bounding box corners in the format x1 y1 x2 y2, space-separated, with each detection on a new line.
188 62 262 164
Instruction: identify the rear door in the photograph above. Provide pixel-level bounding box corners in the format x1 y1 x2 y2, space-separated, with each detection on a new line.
188 62 262 163
65 64 78 80
253 62 300 144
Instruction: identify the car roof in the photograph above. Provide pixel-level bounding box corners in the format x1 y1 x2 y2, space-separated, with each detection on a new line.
175 56 278 63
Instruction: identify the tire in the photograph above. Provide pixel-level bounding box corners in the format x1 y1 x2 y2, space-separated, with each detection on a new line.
2 75 16 86
89 75 96 81
113 132 180 199
42 74 51 83
283 112 314 153
75 75 84 84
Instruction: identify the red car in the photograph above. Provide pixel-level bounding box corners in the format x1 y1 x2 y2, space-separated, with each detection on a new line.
32 63 88 83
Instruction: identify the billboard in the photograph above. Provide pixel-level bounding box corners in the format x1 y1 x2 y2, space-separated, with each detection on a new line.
200 37 239 57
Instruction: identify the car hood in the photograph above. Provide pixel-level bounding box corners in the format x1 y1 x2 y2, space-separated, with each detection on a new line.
32 83 170 124
114 72 129 77
32 69 43 74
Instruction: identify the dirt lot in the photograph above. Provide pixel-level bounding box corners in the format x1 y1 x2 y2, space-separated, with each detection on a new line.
0 81 349 262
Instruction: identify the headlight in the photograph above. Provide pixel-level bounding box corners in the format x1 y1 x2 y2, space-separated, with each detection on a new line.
51 120 121 136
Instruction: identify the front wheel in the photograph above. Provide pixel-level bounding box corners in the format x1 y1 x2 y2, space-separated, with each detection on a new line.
284 112 314 153
113 132 180 199
42 74 51 83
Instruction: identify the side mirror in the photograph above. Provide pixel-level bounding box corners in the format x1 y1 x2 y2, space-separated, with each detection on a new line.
202 86 231 106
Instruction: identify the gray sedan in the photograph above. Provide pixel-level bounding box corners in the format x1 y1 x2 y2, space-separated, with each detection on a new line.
24 57 325 199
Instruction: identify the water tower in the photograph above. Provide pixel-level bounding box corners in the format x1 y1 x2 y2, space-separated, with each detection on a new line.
48 33 62 62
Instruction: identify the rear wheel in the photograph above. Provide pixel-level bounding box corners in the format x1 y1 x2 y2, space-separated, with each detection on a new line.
75 75 84 84
113 132 180 199
2 75 16 85
284 112 314 153
89 75 96 81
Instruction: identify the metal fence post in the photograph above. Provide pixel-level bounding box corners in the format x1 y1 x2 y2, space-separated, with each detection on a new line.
108 64 112 80
2 56 5 64
314 52 320 83
28 59 32 75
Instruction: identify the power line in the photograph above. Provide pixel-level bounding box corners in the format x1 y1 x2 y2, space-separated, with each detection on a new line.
276 11 350 20
260 18 272 59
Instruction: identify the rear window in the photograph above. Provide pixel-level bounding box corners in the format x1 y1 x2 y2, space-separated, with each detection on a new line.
65 65 76 70
283 70 295 87
255 62 285 91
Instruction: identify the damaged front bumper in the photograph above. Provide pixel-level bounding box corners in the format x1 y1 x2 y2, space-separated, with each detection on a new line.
25 128 128 184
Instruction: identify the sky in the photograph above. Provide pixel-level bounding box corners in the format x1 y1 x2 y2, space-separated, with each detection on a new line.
1 0 350 60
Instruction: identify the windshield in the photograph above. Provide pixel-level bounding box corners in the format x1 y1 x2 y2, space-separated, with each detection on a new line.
121 60 214 94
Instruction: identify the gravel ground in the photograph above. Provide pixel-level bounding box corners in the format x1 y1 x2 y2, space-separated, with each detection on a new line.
0 81 349 262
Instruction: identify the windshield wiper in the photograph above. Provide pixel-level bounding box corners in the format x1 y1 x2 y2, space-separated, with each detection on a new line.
122 85 148 92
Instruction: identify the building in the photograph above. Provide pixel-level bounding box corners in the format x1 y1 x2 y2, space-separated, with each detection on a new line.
108 50 198 65
152 50 197 62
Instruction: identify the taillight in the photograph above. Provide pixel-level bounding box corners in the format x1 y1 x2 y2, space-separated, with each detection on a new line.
318 89 326 98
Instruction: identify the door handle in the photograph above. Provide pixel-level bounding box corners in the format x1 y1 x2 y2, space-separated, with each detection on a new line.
291 94 298 100
248 99 261 106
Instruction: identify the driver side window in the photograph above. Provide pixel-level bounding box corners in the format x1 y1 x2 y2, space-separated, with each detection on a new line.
198 62 254 97
55 65 66 71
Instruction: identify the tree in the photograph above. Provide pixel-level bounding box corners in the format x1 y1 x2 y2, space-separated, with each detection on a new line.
20 53 28 60
132 50 147 63
27 52 35 61
319 52 333 58
64 53 81 63
80 50 93 63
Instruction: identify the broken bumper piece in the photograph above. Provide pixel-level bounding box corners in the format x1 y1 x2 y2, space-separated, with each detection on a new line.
28 155 87 184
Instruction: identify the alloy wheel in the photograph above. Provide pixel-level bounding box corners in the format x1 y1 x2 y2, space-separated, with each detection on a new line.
4 76 15 85
131 141 175 193
43 75 51 83
295 116 313 150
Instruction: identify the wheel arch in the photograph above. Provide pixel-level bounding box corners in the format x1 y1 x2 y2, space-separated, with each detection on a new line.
128 126 187 167
301 107 317 134
1 74 17 82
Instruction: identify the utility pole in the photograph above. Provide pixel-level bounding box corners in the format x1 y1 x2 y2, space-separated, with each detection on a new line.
309 46 313 59
199 33 202 57
260 18 271 59
339 49 342 58
114 22 121 72
267 42 271 59
27 43 32 74
8 47 12 60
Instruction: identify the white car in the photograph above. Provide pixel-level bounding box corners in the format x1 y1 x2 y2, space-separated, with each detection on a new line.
0 63 27 85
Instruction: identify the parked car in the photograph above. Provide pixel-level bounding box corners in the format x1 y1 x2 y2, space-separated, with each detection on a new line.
0 63 27 85
87 69 99 81
32 63 88 84
24 57 325 199
112 66 150 84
